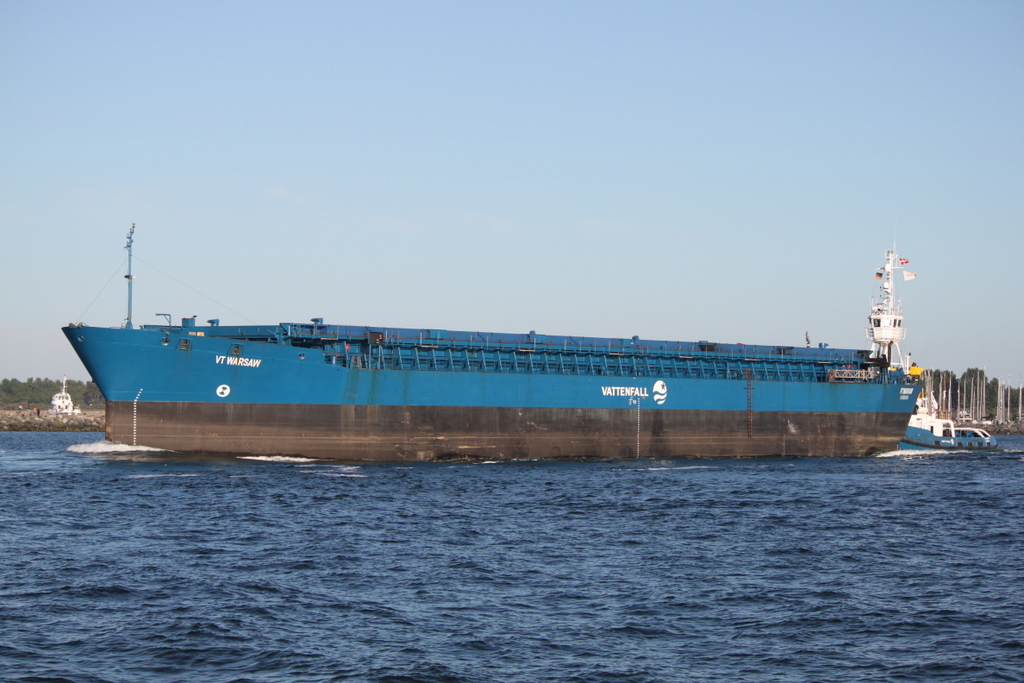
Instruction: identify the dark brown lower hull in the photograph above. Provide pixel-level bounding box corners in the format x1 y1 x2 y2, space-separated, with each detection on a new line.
106 401 908 460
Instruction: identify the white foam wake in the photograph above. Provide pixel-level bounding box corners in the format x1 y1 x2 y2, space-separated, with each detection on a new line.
647 465 719 470
67 441 169 454
238 455 318 463
876 448 948 457
316 465 368 477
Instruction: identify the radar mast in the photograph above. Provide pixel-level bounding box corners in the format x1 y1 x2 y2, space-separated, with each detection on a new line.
123 224 135 329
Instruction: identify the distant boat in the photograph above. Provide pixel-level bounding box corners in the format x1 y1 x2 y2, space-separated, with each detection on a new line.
899 391 997 451
49 376 81 415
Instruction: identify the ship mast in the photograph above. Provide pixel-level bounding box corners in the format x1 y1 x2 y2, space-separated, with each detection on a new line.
866 248 910 370
124 224 135 329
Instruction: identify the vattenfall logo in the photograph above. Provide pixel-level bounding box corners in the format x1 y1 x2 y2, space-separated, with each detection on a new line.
601 381 669 405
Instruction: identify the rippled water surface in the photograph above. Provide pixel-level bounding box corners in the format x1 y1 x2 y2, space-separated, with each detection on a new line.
2 432 1023 682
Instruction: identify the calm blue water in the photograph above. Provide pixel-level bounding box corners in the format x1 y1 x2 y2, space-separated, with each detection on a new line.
2 432 1023 683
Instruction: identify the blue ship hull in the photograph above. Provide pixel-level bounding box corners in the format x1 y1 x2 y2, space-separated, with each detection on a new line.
63 320 920 460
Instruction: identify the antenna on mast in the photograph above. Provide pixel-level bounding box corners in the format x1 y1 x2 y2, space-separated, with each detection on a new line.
124 224 135 329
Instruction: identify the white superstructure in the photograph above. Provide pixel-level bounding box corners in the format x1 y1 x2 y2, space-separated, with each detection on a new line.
866 249 914 370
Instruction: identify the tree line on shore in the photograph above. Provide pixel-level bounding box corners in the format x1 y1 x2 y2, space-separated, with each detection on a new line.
0 378 104 410
921 368 1020 423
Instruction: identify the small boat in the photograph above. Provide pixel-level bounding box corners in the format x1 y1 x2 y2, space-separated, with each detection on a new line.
899 392 997 451
49 376 82 415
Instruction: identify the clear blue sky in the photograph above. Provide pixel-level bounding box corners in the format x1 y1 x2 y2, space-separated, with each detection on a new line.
2 1 1021 384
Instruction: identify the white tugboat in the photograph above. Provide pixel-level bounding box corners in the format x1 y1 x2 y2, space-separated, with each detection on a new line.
901 380 997 450
49 376 82 415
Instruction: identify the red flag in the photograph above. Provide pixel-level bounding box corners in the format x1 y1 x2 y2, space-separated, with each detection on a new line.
899 258 910 265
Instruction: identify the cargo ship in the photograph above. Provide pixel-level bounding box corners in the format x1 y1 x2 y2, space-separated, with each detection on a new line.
63 229 920 460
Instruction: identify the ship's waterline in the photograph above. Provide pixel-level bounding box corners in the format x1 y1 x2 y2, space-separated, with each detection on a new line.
104 400 914 460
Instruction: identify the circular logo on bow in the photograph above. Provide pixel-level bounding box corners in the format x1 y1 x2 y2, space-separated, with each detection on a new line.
653 380 668 405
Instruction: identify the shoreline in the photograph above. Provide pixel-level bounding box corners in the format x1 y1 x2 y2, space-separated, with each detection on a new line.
0 409 104 432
